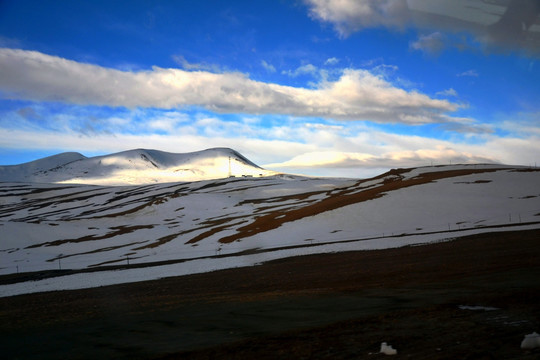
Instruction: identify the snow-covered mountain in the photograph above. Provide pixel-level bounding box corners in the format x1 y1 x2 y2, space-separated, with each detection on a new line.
1 163 539 297
0 148 276 185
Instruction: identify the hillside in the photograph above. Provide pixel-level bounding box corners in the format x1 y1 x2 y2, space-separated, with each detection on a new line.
1 163 539 297
0 148 275 185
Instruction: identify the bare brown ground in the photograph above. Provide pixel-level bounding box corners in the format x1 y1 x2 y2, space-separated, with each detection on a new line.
1 228 539 359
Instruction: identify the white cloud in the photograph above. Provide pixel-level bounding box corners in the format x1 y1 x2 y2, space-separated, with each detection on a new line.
264 151 374 168
497 115 540 137
171 54 199 70
436 88 458 97
370 63 399 77
0 48 460 124
264 145 497 173
147 116 187 133
410 32 446 55
282 63 319 77
261 60 276 73
305 123 343 131
457 69 479 77
171 54 223 72
263 134 531 173
263 119 540 173
324 57 340 65
305 0 409 37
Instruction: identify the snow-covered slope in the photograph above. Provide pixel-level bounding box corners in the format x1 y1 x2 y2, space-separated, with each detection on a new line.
0 164 539 296
0 148 276 185
0 152 87 182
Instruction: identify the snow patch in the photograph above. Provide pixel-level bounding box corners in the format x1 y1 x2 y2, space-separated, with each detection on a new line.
380 342 397 355
521 332 540 350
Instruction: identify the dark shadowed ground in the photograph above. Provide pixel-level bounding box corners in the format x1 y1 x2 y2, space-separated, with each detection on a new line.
1 228 539 359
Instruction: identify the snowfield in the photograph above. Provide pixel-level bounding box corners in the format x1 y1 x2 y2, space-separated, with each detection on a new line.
1 151 539 297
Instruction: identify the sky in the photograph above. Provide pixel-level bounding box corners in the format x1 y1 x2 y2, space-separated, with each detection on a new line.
0 0 539 178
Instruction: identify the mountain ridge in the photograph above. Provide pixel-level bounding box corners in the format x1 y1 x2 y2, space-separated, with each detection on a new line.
0 147 275 185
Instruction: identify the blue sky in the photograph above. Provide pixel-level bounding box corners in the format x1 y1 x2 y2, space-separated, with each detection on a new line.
0 0 539 177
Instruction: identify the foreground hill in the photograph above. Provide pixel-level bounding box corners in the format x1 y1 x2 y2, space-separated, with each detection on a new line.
1 163 539 296
1 229 539 359
0 148 275 185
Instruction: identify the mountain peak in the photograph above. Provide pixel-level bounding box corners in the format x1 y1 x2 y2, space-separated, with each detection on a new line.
23 152 86 167
0 148 275 185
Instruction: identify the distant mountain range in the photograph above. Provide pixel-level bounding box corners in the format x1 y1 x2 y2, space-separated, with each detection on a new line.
0 148 276 185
